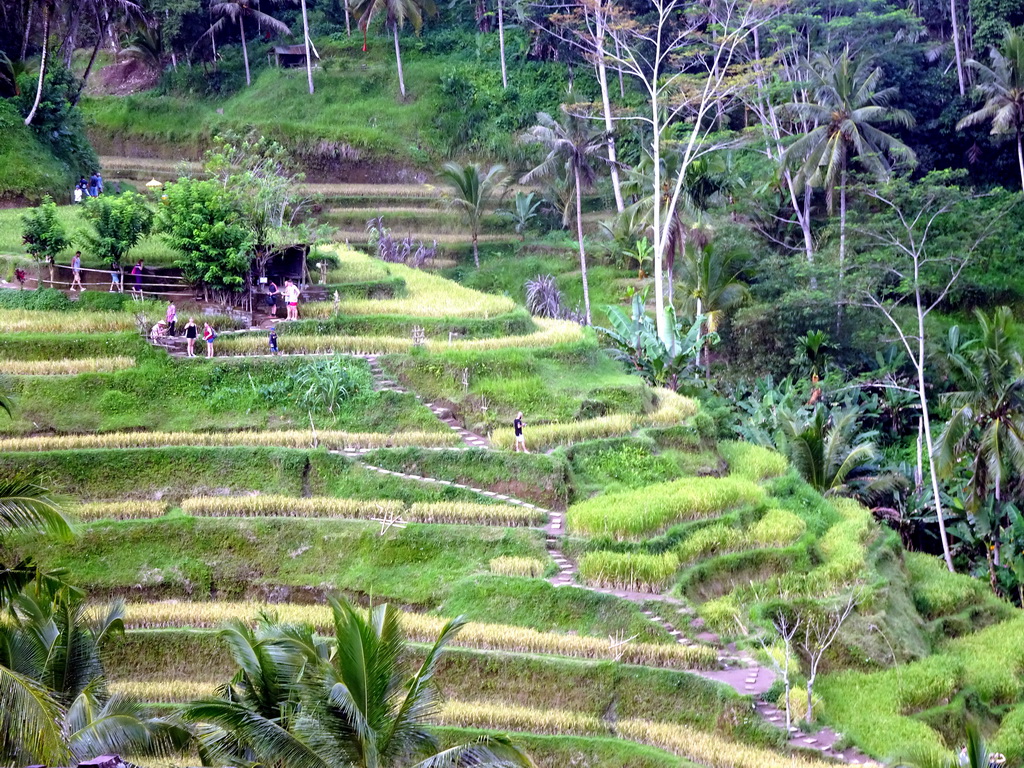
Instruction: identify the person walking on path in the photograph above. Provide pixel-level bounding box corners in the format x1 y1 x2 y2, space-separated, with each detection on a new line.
269 326 278 355
284 280 301 320
73 184 83 204
513 412 528 453
266 280 279 318
166 302 177 336
88 173 99 197
70 252 84 291
96 173 104 195
109 260 122 292
45 254 55 287
203 322 216 358
131 260 144 295
184 318 198 357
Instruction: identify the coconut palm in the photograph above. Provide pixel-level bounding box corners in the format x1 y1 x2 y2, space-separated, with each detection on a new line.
205 0 292 87
186 597 533 768
783 48 916 291
438 162 508 268
957 30 1024 191
351 0 438 98
521 108 609 325
938 307 1024 588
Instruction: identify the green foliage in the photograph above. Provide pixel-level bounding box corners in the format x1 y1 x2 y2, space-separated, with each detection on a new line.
0 101 70 202
14 65 97 173
20 196 69 263
904 551 998 620
79 192 154 265
156 177 251 291
568 476 766 539
568 438 683 491
0 288 72 312
293 355 371 414
718 441 789 482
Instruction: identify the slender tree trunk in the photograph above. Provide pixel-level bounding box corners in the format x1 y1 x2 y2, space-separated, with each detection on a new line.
63 2 79 69
614 35 624 99
497 0 507 89
950 0 966 96
652 100 666 338
836 169 847 334
1017 130 1024 191
240 14 251 86
344 0 351 36
300 0 314 94
594 2 623 213
575 165 591 325
803 182 816 289
472 229 480 269
915 283 956 572
21 1 33 61
393 23 406 97
24 0 50 127
72 0 104 107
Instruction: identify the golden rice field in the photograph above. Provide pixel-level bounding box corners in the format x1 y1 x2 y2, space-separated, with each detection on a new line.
117 602 718 670
0 309 138 334
2 356 136 375
215 318 585 357
75 500 167 521
489 556 548 577
0 429 460 452
307 245 516 318
489 389 698 450
176 496 544 526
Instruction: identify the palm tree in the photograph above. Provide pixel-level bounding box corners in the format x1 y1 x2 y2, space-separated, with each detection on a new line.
438 162 508 268
783 49 916 297
351 0 438 98
521 107 609 325
938 307 1024 589
676 224 749 376
206 1 292 87
778 405 889 499
186 597 533 768
957 30 1024 191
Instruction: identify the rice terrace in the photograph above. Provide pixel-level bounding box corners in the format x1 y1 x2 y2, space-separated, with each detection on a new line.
7 1 1024 768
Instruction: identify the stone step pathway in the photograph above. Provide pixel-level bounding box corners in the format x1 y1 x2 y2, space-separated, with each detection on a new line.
155 337 874 763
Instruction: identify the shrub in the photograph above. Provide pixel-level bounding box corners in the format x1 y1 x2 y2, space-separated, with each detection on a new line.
698 595 743 634
777 689 823 722
719 441 789 482
578 551 680 592
489 556 547 577
568 476 766 539
0 287 72 312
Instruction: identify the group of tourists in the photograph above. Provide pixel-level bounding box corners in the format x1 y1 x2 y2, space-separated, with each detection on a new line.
150 304 217 359
73 173 107 203
64 253 145 294
264 279 302 320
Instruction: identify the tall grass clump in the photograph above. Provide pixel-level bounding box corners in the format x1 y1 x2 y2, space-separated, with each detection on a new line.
719 440 789 481
905 551 994 619
489 556 548 577
0 309 139 334
408 501 544 526
747 508 806 547
75 501 167 521
3 356 136 375
578 551 679 592
181 496 405 519
618 720 838 768
119 601 718 669
0 429 460 452
645 388 700 427
568 477 766 539
438 701 608 736
813 497 873 587
677 524 744 563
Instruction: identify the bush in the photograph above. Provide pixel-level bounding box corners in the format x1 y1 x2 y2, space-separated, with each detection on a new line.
0 287 72 312
748 509 806 547
568 476 766 539
905 551 992 620
578 551 680 592
569 438 683 490
677 523 744 563
719 441 788 482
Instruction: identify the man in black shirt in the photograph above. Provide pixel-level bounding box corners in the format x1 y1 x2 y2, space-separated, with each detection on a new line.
513 412 528 453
